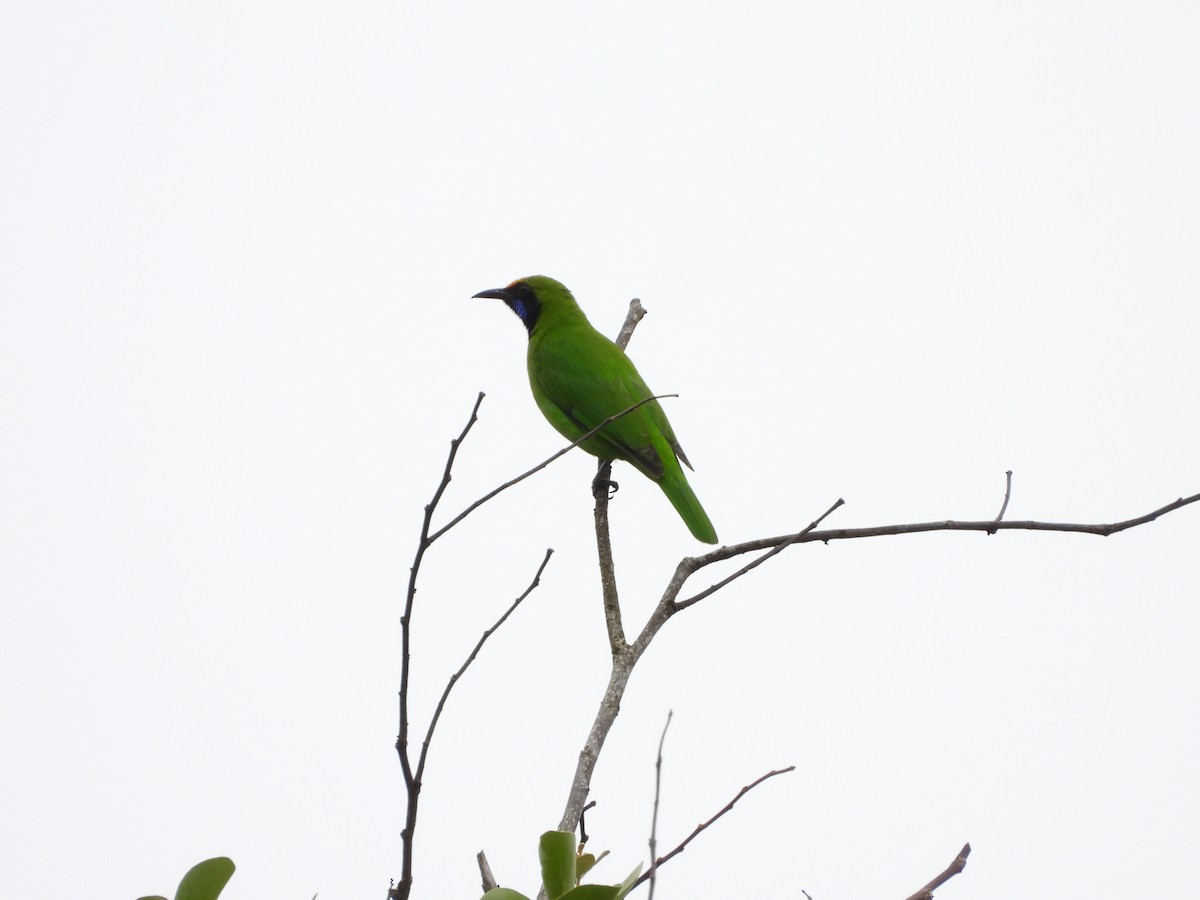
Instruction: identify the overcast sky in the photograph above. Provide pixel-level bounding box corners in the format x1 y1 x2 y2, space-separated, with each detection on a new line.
2 3 1198 899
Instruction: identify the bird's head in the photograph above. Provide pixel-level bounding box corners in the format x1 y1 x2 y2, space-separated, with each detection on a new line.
472 275 575 336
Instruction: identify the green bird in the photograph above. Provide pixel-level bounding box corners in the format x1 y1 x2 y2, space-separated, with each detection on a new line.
473 275 718 544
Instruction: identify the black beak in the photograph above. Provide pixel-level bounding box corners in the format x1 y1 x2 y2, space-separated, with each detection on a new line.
472 288 511 301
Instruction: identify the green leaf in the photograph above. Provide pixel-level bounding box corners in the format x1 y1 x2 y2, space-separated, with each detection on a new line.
539 831 578 900
557 886 621 900
575 853 597 881
481 889 532 900
577 848 611 881
614 863 643 899
175 857 236 900
136 896 169 900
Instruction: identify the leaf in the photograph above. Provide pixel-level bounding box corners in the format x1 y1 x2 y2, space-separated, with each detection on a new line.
481 889 532 900
136 896 169 900
614 863 643 899
557 886 622 900
576 848 610 881
539 831 578 900
175 857 236 900
575 853 597 880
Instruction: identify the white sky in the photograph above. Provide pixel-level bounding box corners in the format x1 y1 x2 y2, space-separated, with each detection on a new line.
2 2 1198 899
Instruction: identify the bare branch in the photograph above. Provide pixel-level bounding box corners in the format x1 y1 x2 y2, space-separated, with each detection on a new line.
394 392 486 900
428 394 677 544
903 843 972 900
631 767 796 890
560 484 1200 840
415 549 553 786
592 459 626 652
647 710 673 900
396 545 551 900
558 657 636 832
399 396 485 801
684 491 1200 567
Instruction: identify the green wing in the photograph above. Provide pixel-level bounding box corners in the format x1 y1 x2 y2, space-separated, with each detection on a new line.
528 322 677 478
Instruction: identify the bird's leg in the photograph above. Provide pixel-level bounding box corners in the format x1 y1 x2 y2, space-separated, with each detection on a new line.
592 461 618 500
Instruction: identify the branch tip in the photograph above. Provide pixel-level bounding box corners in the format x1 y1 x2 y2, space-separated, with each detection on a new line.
477 851 497 893
903 842 972 900
634 765 794 889
991 470 1014 531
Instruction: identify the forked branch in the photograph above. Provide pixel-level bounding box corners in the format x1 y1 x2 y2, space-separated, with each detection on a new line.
394 545 552 900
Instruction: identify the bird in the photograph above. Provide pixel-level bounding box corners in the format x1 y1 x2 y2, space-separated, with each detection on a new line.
472 275 718 544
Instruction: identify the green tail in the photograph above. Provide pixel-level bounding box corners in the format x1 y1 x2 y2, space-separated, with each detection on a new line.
658 465 718 544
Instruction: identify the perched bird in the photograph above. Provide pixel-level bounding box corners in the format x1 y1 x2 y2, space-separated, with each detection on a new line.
472 275 718 544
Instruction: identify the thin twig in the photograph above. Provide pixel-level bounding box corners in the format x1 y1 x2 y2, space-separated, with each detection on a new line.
415 549 554 786
989 470 1014 533
903 843 972 900
675 498 845 611
425 392 487 533
427 394 677 544
647 710 673 900
631 767 795 890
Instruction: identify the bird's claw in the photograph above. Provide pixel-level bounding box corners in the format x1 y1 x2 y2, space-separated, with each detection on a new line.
591 473 619 500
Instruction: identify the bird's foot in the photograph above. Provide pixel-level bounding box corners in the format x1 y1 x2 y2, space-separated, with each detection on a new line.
591 467 618 501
